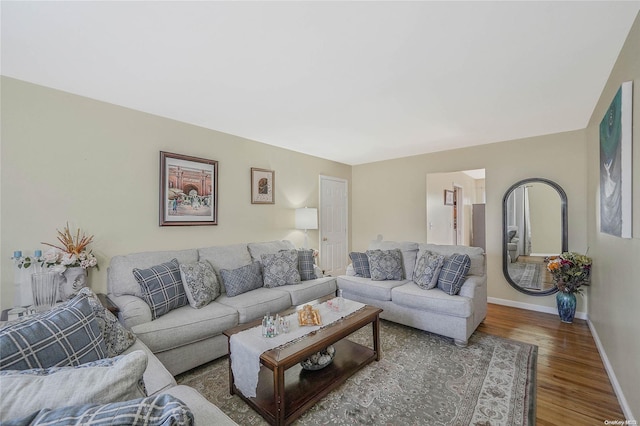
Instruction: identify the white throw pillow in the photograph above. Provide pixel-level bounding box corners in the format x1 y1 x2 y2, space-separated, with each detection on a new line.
0 350 148 422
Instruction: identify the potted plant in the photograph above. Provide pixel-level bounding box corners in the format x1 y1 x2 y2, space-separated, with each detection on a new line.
546 252 592 323
41 223 99 300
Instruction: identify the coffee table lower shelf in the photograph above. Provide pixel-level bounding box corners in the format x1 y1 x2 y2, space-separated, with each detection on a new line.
233 338 376 425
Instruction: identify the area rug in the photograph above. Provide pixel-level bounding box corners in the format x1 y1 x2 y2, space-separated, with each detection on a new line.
508 262 543 290
176 321 537 425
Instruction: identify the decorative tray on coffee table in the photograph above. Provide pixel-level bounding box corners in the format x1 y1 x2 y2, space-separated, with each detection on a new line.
298 304 322 326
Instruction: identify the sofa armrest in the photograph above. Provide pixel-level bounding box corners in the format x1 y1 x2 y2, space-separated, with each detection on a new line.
123 339 176 396
108 293 152 329
458 275 485 299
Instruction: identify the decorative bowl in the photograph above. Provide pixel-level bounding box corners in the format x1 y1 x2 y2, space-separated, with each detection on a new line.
300 345 335 370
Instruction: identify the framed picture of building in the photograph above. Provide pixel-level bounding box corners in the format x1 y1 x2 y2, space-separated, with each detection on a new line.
251 168 275 204
599 81 633 238
160 151 218 226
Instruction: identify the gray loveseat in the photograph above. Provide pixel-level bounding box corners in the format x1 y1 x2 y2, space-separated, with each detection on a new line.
107 240 337 375
337 240 486 346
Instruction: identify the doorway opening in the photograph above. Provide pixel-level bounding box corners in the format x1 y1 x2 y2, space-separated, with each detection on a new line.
426 169 485 248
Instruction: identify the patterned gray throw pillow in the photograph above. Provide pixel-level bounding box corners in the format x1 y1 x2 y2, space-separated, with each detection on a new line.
261 250 301 288
79 288 136 358
413 251 445 290
366 249 403 281
179 260 220 308
437 253 471 295
220 262 264 297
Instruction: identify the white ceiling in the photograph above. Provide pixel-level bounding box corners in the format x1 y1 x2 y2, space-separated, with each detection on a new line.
2 1 639 165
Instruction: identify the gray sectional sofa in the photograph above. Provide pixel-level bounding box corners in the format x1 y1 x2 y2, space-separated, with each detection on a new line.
107 240 337 375
337 240 487 346
0 289 237 425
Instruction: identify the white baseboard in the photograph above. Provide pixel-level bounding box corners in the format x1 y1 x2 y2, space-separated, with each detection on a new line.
487 297 587 320
587 318 635 421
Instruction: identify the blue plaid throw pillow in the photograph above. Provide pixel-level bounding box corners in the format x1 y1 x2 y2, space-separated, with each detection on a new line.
437 253 471 295
11 394 193 426
298 249 316 281
349 252 371 278
133 259 188 320
0 293 106 371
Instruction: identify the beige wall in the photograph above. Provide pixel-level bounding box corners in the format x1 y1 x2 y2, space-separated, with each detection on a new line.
585 13 640 419
0 77 351 308
352 129 588 313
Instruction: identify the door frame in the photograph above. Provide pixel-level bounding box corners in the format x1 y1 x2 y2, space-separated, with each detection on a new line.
453 184 464 245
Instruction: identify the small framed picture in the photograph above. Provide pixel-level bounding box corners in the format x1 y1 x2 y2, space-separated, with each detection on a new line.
444 189 454 206
160 151 218 226
251 168 275 204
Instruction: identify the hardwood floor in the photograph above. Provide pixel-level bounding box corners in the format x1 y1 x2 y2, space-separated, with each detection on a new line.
477 303 625 425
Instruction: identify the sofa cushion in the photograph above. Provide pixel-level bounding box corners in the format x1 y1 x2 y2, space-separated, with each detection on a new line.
336 275 408 301
367 249 403 281
11 394 193 426
261 250 301 287
220 261 264 297
131 301 238 354
437 254 471 295
413 251 445 290
198 244 253 292
0 350 148 422
108 249 198 297
349 252 371 278
81 288 136 358
368 241 419 280
217 287 291 324
391 282 473 318
297 249 317 281
273 276 337 305
0 294 106 370
179 260 220 308
417 243 485 277
247 240 296 262
133 259 188 319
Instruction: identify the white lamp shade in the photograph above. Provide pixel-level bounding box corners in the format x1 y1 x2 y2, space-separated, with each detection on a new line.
295 207 318 230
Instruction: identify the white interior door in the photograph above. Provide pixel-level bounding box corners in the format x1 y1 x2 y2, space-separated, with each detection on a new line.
319 175 348 276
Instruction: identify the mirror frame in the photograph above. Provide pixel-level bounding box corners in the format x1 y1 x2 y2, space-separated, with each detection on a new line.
502 178 568 296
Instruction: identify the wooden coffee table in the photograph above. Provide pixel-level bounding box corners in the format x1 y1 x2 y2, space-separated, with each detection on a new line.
223 301 383 426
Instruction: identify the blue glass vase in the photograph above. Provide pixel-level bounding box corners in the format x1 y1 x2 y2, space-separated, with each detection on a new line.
556 291 577 323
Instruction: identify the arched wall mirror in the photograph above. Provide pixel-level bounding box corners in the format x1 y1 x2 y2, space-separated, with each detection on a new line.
502 178 568 296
